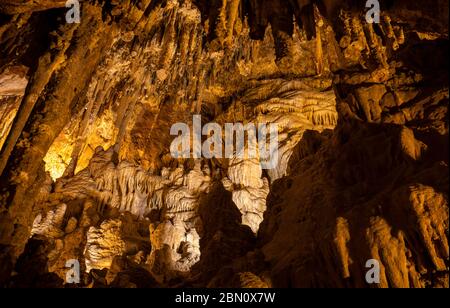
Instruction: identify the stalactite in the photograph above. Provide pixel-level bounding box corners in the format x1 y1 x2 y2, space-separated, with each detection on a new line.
0 0 447 289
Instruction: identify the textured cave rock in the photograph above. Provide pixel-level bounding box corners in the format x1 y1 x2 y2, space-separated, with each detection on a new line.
0 0 448 288
0 1 68 15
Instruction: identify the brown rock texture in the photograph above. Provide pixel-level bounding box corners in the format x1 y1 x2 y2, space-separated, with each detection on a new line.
0 0 448 288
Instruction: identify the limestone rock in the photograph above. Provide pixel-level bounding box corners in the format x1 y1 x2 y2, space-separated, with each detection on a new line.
84 219 126 273
0 0 447 289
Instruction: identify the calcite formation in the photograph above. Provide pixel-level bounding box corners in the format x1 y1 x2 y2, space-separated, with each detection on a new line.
0 0 448 288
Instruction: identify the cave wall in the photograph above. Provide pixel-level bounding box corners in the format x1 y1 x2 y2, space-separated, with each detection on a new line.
0 0 448 287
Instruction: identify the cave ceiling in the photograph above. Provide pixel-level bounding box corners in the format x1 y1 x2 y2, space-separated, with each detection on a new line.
0 0 448 288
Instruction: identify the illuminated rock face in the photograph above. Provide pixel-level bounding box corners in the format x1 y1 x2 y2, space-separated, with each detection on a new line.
84 219 126 273
0 0 448 288
0 66 28 150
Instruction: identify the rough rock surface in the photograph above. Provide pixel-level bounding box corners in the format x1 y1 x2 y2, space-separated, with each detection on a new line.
0 0 448 288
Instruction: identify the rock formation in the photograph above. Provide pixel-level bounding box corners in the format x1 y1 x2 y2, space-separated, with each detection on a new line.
0 0 448 288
